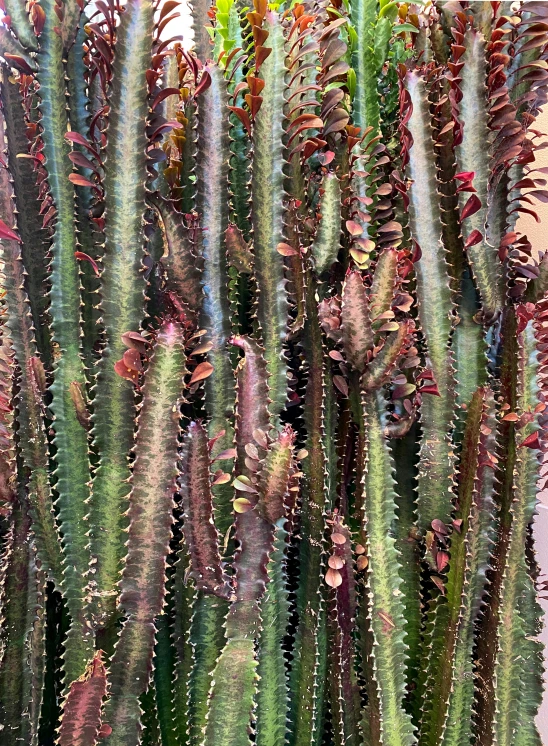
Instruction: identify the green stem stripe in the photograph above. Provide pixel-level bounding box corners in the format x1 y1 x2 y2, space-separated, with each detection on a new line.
88 0 153 628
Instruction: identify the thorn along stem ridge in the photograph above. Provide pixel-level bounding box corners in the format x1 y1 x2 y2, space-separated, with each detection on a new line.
0 1 545 744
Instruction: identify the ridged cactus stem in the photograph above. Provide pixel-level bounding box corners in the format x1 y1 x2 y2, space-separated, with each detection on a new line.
361 389 417 746
403 70 457 532
35 0 93 681
0 88 62 581
88 0 153 631
251 11 289 421
196 64 236 535
102 319 186 746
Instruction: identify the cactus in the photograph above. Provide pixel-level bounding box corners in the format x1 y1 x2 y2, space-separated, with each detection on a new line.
0 2 546 745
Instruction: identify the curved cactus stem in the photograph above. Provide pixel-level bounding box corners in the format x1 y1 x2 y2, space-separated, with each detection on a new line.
88 0 153 630
58 650 107 746
35 0 94 680
102 319 186 746
0 82 61 581
453 28 504 322
196 64 236 536
492 313 543 746
361 389 417 746
251 10 289 421
204 379 295 744
404 69 457 532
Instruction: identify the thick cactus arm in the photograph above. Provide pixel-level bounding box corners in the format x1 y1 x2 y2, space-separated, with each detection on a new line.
180 421 233 599
492 312 543 746
421 388 497 746
196 64 235 535
58 651 107 746
453 29 504 322
251 11 289 420
0 497 46 746
0 91 61 580
2 0 38 52
361 389 417 746
88 0 153 626
402 69 456 531
312 172 342 276
102 319 186 746
290 286 332 746
1 72 51 366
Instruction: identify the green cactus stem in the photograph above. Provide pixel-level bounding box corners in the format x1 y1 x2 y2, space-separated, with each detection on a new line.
88 0 153 630
102 319 186 746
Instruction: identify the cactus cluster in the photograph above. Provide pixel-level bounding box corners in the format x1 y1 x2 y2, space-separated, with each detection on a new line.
0 0 547 744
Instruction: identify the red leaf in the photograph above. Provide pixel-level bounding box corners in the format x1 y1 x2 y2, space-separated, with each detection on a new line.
194 70 212 98
3 54 34 74
74 251 100 276
276 242 298 256
519 431 540 449
189 361 214 384
455 171 475 182
461 194 482 220
333 375 348 397
228 106 252 136
464 230 483 249
0 218 20 243
151 87 180 111
69 173 96 189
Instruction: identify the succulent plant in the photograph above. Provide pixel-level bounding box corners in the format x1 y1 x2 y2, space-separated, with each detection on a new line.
0 0 547 744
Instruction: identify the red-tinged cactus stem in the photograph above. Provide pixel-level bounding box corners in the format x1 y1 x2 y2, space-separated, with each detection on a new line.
491 308 543 746
402 69 457 532
421 387 498 746
361 388 417 746
1 0 38 53
101 319 186 746
58 651 107 746
326 518 361 746
34 0 94 681
180 421 234 600
290 284 332 746
0 496 46 746
451 27 505 321
196 63 236 535
204 426 296 746
88 0 154 632
0 95 61 581
251 10 289 421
